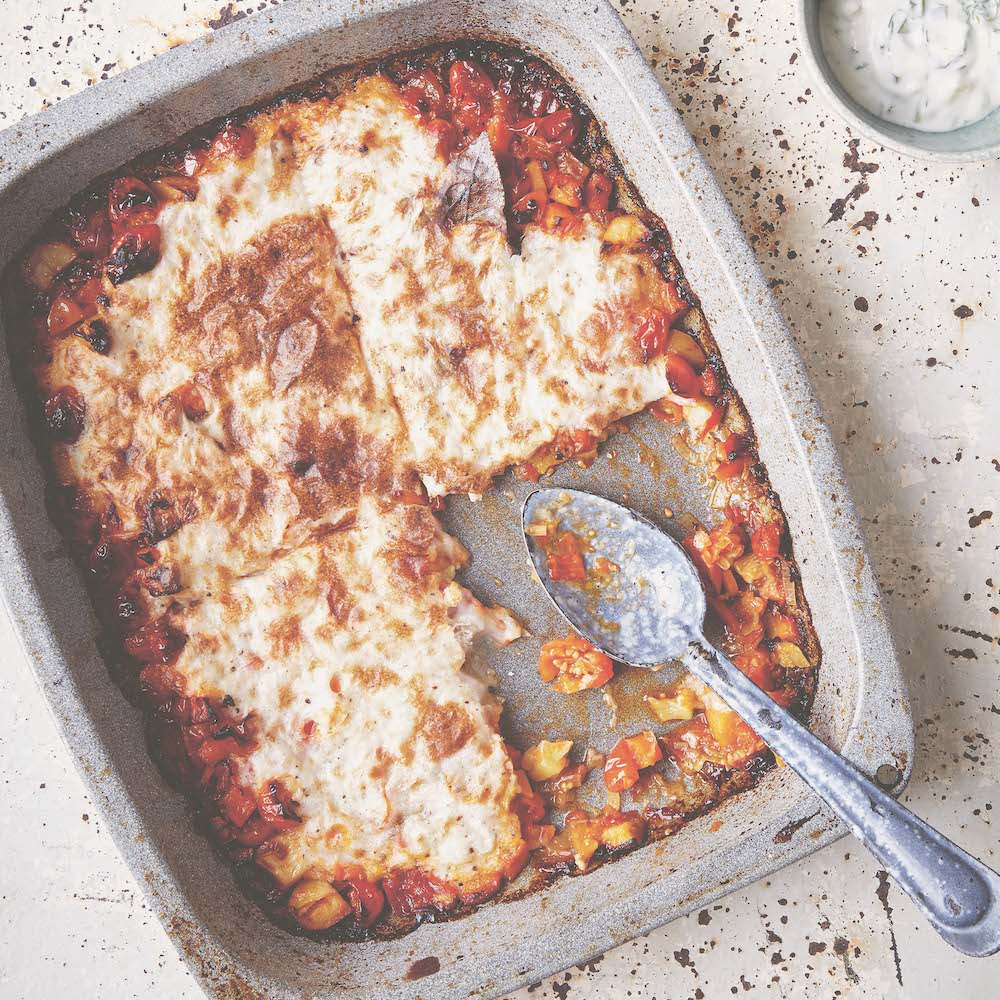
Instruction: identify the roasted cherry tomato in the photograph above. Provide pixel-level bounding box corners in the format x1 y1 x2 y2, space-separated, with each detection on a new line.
123 616 186 666
43 386 87 442
400 68 447 116
106 223 161 285
585 171 612 213
108 176 157 224
47 295 91 336
636 306 671 362
210 124 257 160
538 634 614 694
448 59 493 102
382 869 459 916
343 877 386 928
664 353 700 397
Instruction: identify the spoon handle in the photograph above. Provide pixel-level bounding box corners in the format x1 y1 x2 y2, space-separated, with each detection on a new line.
685 638 1000 957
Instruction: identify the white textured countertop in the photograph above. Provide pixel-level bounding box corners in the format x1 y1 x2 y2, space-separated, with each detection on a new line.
1 2 998 997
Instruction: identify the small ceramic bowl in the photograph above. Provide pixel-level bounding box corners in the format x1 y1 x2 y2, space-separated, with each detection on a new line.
796 0 1000 162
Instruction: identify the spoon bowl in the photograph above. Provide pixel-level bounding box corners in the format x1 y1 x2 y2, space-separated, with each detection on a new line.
522 488 703 666
522 487 1000 958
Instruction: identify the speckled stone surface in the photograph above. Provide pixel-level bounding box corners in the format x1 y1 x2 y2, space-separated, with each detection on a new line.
0 1 997 997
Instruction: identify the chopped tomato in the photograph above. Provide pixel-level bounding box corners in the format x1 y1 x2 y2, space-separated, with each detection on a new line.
624 731 662 769
382 869 459 916
585 171 612 213
715 456 750 480
511 769 547 823
545 531 587 584
231 812 274 847
258 780 301 832
193 733 244 767
400 68 447 116
699 366 721 397
123 617 186 666
67 202 112 254
173 381 208 421
538 634 614 694
751 522 783 559
734 647 778 691
218 784 257 828
452 95 490 135
47 295 92 336
565 810 601 868
515 461 540 482
547 762 589 809
342 877 386 928
539 108 578 149
552 428 598 462
524 823 557 850
661 280 688 319
210 124 257 160
682 534 724 594
636 307 670 362
448 59 493 102
603 739 640 792
486 113 512 154
665 353 700 397
698 403 724 439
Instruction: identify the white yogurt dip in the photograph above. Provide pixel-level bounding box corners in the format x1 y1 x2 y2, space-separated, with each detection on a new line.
820 0 1000 132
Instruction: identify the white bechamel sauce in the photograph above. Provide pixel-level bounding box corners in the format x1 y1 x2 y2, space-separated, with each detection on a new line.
820 0 1000 132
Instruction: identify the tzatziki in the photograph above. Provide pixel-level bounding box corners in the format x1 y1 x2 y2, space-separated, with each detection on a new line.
820 0 1000 132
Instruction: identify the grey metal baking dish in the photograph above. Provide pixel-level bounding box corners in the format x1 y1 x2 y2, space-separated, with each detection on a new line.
0 0 914 997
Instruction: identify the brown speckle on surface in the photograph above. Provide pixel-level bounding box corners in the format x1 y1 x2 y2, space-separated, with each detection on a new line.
404 956 441 981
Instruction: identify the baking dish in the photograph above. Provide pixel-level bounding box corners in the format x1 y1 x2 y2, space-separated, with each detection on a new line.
0 0 914 997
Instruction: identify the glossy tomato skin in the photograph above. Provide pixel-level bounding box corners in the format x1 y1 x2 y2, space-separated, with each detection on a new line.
604 739 640 792
343 877 386 928
122 616 186 667
636 307 670 362
107 176 157 225
538 634 614 693
106 224 162 285
210 125 257 160
665 353 700 397
382 868 459 917
258 780 302 832
449 59 493 101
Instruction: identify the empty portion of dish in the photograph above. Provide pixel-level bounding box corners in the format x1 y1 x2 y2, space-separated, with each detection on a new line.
6 43 818 938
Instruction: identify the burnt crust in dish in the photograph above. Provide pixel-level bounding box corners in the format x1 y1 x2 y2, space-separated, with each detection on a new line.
4 41 819 940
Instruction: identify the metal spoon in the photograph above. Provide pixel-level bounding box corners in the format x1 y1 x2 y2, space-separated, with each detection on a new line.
522 487 1000 958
